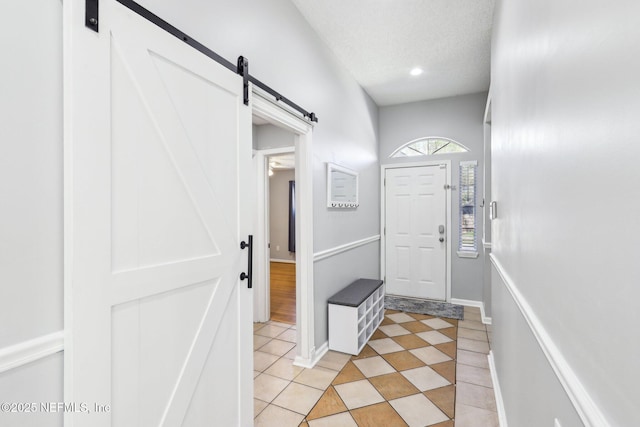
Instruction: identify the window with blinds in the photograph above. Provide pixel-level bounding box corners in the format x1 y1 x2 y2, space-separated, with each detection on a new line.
459 161 477 252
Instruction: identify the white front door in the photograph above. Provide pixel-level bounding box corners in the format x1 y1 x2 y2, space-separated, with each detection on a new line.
64 1 252 426
385 165 448 300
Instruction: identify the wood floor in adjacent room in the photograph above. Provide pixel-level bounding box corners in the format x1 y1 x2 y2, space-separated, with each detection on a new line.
270 261 296 324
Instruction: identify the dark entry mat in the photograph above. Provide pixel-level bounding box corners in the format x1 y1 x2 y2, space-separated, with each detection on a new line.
384 295 464 320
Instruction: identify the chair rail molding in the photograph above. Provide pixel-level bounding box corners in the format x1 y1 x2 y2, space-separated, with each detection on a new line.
490 254 609 427
313 235 380 262
0 331 64 373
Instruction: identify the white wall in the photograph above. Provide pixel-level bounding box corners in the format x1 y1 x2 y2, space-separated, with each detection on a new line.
0 1 64 425
269 169 296 262
379 93 488 305
491 0 640 425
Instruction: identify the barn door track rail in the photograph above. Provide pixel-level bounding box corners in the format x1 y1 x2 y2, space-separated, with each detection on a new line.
84 0 318 123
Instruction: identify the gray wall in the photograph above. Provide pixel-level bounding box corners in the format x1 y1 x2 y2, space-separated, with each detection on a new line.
483 121 492 316
254 123 296 150
482 122 492 244
0 354 64 427
314 242 381 346
0 1 64 426
492 266 583 427
269 170 296 262
379 92 488 303
1 0 63 350
491 0 640 425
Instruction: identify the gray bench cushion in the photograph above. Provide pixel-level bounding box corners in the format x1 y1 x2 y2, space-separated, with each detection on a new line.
327 279 384 307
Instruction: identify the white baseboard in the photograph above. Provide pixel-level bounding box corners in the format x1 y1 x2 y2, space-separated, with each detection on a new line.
0 331 64 373
488 351 508 427
270 258 296 264
451 298 482 308
294 341 328 369
482 311 493 325
490 254 609 427
450 298 492 325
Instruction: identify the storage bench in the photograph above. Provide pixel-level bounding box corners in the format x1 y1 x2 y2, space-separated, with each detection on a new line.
328 279 384 355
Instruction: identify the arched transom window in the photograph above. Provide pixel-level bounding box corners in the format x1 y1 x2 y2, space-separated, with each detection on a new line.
390 137 469 157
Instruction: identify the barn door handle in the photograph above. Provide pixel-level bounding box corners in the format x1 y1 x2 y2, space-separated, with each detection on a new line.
240 235 253 288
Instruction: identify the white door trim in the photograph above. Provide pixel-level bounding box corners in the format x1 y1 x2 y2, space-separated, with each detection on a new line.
380 161 452 302
252 92 317 367
253 146 295 323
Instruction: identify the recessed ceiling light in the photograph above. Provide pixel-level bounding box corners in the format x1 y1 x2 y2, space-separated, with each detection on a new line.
410 67 424 76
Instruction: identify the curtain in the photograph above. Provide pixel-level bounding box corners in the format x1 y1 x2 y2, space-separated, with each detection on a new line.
288 180 295 252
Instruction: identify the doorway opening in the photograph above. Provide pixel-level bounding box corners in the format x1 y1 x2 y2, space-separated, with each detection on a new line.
265 150 297 324
251 91 317 368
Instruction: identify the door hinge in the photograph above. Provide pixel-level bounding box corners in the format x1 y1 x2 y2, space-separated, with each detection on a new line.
236 56 249 106
85 0 99 32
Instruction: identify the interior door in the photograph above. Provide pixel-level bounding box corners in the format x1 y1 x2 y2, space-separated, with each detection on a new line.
64 1 253 426
385 165 447 300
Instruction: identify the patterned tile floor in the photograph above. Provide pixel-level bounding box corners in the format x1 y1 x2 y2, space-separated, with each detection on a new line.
253 306 497 426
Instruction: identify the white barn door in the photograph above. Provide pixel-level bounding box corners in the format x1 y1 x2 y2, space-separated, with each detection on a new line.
64 1 253 426
385 165 448 301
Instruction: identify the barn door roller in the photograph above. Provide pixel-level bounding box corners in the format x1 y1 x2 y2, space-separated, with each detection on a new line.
237 56 250 106
85 0 99 32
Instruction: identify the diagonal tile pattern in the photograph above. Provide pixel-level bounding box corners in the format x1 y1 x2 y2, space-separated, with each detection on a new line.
254 305 498 426
352 356 396 378
379 323 412 337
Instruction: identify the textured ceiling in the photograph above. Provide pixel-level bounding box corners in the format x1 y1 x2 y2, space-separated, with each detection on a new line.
291 0 495 106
